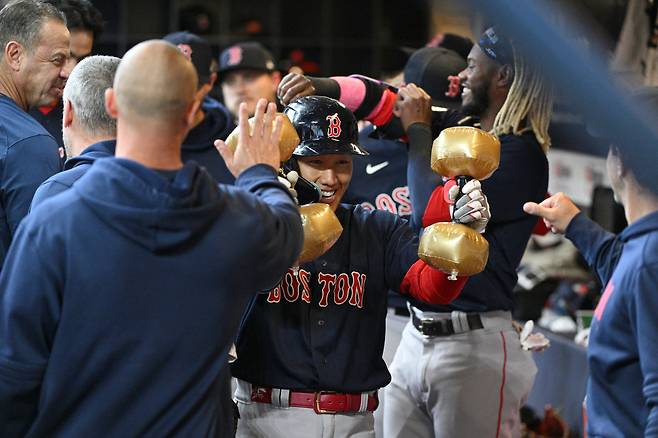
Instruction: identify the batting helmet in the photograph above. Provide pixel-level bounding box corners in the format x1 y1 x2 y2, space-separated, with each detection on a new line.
284 96 368 156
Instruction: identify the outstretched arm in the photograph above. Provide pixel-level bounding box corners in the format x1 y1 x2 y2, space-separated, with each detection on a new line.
524 192 623 285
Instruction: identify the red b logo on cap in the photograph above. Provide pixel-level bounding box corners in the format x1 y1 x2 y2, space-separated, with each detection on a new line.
326 113 342 138
227 46 242 66
177 44 193 61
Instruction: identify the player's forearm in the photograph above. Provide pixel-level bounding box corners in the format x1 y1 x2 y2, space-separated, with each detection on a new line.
406 123 443 231
565 212 622 285
400 258 467 304
235 164 304 287
312 75 395 125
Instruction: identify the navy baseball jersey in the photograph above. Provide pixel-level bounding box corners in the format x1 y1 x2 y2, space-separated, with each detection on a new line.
232 204 420 392
409 131 548 312
342 126 411 217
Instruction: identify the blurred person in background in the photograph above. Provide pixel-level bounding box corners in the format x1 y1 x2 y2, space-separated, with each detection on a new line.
218 42 281 120
165 31 236 185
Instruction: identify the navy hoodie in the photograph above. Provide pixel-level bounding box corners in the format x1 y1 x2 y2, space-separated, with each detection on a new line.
566 211 658 437
30 139 116 210
182 97 235 185
0 158 302 437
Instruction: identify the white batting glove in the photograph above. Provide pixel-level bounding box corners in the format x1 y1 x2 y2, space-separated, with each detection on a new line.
278 170 299 204
447 179 491 233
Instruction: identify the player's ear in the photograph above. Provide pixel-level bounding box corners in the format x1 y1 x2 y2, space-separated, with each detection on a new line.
63 99 74 128
105 88 118 119
271 71 282 89
497 64 514 88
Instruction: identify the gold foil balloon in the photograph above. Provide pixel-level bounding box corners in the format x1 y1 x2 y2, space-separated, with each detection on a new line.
298 203 343 263
431 126 501 180
418 223 489 278
420 126 500 278
225 112 300 161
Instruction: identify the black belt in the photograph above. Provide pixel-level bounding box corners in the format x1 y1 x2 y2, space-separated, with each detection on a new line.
412 312 484 336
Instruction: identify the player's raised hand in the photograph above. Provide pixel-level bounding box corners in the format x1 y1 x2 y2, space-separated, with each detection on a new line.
393 83 432 132
278 72 316 105
215 99 282 177
523 192 581 234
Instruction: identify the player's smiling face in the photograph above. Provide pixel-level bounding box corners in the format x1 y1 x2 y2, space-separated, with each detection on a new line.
297 154 353 211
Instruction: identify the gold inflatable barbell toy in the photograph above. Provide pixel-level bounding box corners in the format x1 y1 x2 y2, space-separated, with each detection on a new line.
298 203 343 263
225 112 300 161
418 127 501 279
225 113 343 263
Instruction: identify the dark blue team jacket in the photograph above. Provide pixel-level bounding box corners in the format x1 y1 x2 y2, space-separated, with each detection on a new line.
182 96 235 185
0 95 61 267
30 140 116 210
408 130 548 312
0 158 302 437
567 211 658 437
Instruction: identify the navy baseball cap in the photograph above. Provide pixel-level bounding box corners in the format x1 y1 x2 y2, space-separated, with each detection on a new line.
218 42 276 80
403 47 466 109
478 27 514 66
163 31 213 84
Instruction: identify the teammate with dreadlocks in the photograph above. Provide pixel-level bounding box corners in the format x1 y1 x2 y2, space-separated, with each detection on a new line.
382 26 554 438
276 27 552 436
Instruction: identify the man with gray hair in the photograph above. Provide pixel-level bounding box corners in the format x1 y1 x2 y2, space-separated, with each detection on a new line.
0 0 69 267
31 55 120 209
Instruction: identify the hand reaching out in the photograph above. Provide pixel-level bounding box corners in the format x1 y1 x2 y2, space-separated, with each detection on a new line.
215 98 283 177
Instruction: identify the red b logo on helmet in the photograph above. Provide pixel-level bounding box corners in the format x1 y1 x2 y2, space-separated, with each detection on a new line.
326 113 342 138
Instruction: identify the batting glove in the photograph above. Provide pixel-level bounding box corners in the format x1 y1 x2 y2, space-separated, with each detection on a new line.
278 169 299 204
447 179 491 233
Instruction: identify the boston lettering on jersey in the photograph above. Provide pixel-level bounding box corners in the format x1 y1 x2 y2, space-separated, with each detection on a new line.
267 268 367 308
343 127 411 216
232 204 419 393
359 186 411 217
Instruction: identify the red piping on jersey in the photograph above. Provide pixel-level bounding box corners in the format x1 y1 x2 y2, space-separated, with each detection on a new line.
495 331 508 438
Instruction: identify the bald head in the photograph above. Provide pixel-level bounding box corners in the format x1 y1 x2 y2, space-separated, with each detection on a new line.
113 40 198 125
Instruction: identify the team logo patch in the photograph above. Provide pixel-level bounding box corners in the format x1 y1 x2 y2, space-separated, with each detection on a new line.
326 113 342 138
227 46 242 66
176 44 193 61
446 75 461 98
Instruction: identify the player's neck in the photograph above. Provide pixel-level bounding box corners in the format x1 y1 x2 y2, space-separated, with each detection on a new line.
114 124 184 170
479 104 502 132
624 188 658 225
0 72 27 111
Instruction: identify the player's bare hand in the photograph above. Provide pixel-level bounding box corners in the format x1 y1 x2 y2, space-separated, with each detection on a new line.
393 84 432 132
215 99 282 177
523 192 581 234
278 73 315 105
